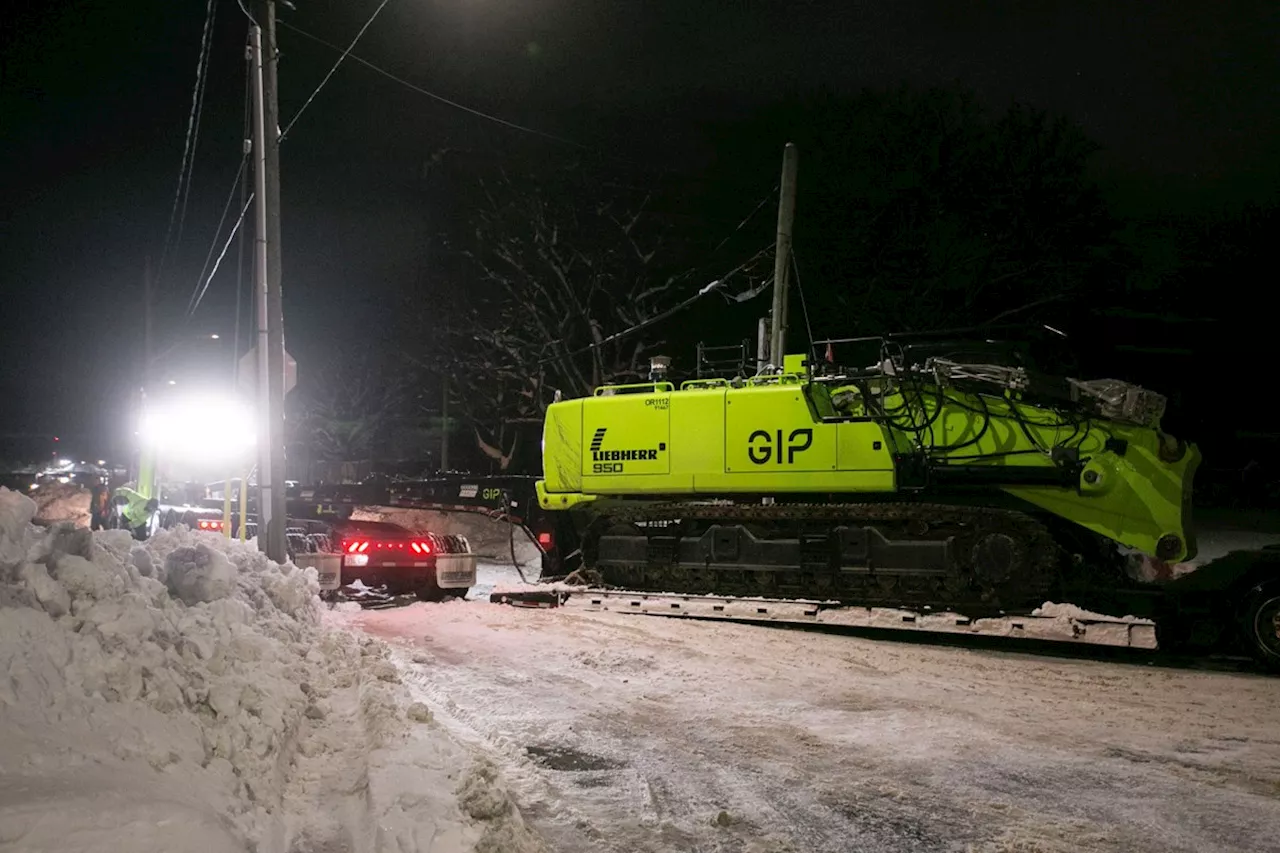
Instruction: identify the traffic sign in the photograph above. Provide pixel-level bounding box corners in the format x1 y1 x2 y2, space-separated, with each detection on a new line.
239 346 297 396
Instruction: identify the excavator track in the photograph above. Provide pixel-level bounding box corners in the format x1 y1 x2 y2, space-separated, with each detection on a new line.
580 501 1063 617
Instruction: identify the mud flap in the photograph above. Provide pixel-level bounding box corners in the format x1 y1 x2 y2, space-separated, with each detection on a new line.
490 590 571 608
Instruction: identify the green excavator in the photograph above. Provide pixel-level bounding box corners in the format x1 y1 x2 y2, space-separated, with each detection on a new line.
535 336 1198 617
526 336 1280 668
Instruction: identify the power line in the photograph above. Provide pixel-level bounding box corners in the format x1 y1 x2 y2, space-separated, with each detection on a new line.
279 0 397 143
189 0 399 321
176 0 218 254
792 252 816 348
158 0 218 283
708 184 778 258
277 19 588 149
546 242 777 365
187 154 250 318
189 194 255 320
235 0 257 26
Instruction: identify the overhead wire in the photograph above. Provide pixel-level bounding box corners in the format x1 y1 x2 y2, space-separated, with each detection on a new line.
195 0 770 331
158 0 218 284
176 0 218 255
277 19 588 149
708 184 777 258
187 154 250 318
188 192 254 320
543 242 777 365
279 0 397 143
233 53 252 381
791 251 815 350
186 0 389 318
235 0 257 26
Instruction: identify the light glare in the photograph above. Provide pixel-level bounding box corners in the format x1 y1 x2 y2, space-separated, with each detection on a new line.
140 392 257 466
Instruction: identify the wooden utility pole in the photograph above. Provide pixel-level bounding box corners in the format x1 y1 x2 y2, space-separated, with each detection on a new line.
249 0 288 563
441 379 450 473
768 143 798 367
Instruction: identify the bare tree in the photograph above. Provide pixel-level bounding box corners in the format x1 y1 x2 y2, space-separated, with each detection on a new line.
293 347 411 465
407 159 724 470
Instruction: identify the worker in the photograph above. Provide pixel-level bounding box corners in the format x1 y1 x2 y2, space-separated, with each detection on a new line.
88 482 110 531
113 487 160 541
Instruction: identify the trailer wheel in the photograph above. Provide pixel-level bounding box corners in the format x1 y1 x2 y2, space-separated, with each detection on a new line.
1240 581 1280 671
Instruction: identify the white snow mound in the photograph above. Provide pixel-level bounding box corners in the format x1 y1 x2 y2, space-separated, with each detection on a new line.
0 487 545 853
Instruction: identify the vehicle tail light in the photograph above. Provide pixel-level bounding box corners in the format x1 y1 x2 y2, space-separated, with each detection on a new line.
198 519 224 532
537 531 553 549
343 538 428 557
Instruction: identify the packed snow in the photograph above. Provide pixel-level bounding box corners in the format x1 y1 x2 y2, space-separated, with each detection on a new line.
0 487 545 853
351 568 1280 853
13 484 1280 851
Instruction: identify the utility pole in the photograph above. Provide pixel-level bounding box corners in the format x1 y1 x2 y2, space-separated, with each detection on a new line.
768 143 798 368
262 0 288 564
440 379 450 473
249 0 288 563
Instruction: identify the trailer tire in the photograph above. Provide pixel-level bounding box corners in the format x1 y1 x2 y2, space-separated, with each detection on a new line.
1240 580 1280 671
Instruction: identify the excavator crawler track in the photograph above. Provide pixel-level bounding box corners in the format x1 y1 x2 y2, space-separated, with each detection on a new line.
581 501 1062 617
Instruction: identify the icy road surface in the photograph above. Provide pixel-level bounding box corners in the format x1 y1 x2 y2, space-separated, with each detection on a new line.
342 565 1280 853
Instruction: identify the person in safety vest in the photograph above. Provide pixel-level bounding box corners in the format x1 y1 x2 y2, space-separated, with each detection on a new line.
113 487 160 541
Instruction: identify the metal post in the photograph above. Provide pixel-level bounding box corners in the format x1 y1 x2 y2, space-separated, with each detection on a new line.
223 473 233 538
239 472 249 542
768 143 798 367
756 316 770 375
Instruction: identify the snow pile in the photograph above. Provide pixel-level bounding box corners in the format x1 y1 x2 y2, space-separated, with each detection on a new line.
29 481 90 527
0 487 545 853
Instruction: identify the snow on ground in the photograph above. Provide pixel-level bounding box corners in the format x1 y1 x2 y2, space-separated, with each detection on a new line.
0 488 545 853
346 560 1280 853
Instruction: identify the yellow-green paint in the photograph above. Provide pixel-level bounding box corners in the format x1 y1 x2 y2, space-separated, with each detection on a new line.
537 358 1199 561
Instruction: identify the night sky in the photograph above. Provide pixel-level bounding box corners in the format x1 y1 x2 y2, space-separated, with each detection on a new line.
2 0 1277 460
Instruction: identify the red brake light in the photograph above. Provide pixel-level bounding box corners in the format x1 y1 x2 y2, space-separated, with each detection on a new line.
410 540 432 555
198 519 224 531
537 531 553 549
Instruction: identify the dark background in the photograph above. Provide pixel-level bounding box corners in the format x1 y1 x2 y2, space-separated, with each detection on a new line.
2 1 1277 491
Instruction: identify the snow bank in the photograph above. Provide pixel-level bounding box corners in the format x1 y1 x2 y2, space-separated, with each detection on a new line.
0 487 544 853
29 481 90 527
